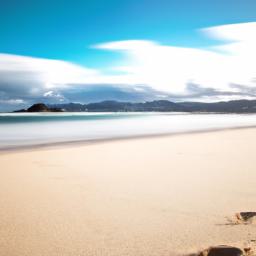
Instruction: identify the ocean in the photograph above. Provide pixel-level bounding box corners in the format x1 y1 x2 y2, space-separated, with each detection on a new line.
1 112 256 149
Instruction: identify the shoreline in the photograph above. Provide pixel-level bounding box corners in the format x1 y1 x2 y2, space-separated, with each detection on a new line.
1 124 256 154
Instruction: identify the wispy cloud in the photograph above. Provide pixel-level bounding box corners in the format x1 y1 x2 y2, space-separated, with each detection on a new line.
0 22 256 110
95 22 256 95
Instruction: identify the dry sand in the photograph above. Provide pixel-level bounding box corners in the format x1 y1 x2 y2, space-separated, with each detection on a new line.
0 128 256 256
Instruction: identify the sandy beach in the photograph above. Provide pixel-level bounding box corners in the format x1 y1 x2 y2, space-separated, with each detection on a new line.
0 128 256 256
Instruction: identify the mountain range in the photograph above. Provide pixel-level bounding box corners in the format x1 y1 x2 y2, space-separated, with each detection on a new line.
51 100 256 113
14 99 256 113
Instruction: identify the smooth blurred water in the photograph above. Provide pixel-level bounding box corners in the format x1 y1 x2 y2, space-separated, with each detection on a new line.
1 112 256 149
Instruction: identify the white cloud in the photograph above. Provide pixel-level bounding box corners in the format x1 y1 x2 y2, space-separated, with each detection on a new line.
0 22 256 109
94 22 256 96
0 53 99 86
202 22 256 42
94 40 157 51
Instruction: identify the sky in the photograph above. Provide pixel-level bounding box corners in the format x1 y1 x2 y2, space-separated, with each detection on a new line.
0 0 256 111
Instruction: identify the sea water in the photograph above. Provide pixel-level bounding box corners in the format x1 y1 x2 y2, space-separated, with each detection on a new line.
1 112 256 149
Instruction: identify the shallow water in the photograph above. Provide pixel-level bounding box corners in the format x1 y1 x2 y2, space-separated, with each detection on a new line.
1 112 256 149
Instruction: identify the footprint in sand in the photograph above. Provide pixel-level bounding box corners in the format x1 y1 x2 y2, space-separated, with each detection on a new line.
186 213 256 256
187 245 253 256
225 212 256 225
236 212 256 224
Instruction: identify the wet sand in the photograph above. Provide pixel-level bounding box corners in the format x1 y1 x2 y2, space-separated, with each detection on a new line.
0 128 256 255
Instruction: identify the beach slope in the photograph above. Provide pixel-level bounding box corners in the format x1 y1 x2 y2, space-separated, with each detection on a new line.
0 129 256 255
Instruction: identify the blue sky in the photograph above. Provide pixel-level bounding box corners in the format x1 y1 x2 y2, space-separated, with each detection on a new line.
0 0 256 110
1 0 255 67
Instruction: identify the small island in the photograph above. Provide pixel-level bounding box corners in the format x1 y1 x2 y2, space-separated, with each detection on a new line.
14 103 63 113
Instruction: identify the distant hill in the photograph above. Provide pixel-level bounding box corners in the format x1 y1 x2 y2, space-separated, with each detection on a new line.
179 100 256 113
14 99 256 113
49 100 186 112
14 103 63 113
49 99 256 113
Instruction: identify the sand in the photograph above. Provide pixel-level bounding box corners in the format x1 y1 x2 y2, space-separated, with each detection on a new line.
0 128 256 256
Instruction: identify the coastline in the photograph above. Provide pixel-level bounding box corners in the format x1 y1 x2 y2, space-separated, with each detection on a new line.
1 124 256 154
2 112 256 154
1 128 256 255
